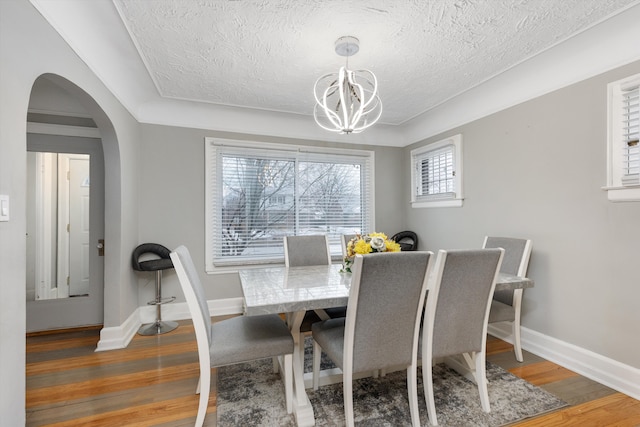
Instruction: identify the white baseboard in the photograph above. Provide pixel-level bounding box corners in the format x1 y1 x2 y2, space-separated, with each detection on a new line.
95 310 139 352
95 297 244 352
488 323 640 401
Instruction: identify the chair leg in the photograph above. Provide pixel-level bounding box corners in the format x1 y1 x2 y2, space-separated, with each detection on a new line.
195 367 211 427
195 377 201 394
513 319 523 362
407 364 421 427
284 353 293 414
343 369 355 427
512 289 524 362
273 356 280 374
474 351 491 413
423 355 438 426
312 339 321 390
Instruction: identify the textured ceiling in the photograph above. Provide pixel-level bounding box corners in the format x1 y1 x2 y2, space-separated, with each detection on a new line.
111 0 638 126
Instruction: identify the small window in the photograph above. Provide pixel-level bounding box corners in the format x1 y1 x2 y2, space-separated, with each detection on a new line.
205 138 375 271
411 134 463 208
606 73 640 202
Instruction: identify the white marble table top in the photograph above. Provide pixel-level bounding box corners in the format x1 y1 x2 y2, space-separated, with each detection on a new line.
239 264 351 316
239 264 533 316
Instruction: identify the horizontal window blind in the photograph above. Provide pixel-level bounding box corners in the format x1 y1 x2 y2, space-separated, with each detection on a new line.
622 85 640 186
415 145 455 200
206 140 374 269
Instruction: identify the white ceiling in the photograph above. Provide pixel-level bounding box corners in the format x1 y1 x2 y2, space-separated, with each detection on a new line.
29 0 640 145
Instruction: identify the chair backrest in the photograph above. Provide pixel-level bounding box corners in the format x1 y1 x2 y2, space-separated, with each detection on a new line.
131 243 172 271
391 231 419 251
424 248 504 359
344 251 433 373
483 236 532 305
283 235 332 267
341 234 357 258
170 246 212 362
482 236 532 276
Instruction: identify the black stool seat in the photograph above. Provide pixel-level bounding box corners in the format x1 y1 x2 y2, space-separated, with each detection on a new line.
136 258 174 271
132 243 178 336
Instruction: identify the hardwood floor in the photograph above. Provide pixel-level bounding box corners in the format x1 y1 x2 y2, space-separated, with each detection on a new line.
26 319 640 426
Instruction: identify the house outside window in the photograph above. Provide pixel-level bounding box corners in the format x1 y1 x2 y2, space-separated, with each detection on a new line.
205 138 374 271
410 134 463 208
606 73 640 202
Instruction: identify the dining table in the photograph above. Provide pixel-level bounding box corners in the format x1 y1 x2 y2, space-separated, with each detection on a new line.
239 263 534 427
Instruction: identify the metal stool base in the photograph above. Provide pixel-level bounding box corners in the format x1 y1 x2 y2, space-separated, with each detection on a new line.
138 320 179 336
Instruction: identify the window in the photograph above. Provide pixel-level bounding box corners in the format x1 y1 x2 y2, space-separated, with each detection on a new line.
205 138 374 271
606 73 640 202
410 134 463 208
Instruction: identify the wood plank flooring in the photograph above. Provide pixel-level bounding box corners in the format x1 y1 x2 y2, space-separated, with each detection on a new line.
26 318 640 426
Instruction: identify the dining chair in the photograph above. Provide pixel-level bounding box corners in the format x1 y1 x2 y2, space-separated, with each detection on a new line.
283 235 347 324
421 248 504 426
483 236 533 362
283 234 346 386
311 251 433 427
170 245 294 427
341 234 357 258
284 234 332 267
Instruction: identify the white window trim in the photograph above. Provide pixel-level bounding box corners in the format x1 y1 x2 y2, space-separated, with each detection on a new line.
604 73 640 202
410 134 463 208
204 137 375 273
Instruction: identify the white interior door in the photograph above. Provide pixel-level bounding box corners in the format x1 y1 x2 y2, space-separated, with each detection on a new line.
67 155 90 296
26 133 105 331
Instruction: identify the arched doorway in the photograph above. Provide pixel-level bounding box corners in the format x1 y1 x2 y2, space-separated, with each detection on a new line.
25 74 115 332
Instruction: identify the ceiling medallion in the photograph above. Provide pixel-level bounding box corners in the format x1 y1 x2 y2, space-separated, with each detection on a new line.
313 36 382 134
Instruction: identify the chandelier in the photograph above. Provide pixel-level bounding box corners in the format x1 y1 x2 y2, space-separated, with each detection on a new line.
313 36 382 134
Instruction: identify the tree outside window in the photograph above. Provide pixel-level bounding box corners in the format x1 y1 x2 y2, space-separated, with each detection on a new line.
206 140 374 270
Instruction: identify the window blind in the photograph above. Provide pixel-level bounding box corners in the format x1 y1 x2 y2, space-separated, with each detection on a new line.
622 85 640 185
415 145 455 200
206 140 374 269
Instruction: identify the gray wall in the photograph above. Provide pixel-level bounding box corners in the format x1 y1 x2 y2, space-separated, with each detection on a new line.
136 124 405 303
404 59 640 369
0 1 141 424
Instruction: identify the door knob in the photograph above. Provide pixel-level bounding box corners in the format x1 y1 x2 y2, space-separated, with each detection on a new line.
97 239 105 256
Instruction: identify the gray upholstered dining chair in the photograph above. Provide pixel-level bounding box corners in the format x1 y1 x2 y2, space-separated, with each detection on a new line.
170 245 294 427
283 234 345 381
284 234 332 267
311 251 433 427
421 248 504 426
283 235 347 324
483 236 533 362
340 234 357 258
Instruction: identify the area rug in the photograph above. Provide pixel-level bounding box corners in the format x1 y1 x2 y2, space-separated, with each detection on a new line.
217 340 567 426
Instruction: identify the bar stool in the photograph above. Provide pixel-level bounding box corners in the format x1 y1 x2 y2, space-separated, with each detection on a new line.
132 243 178 335
391 230 419 251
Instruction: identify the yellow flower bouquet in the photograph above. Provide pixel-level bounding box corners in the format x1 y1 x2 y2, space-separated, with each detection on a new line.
341 232 401 273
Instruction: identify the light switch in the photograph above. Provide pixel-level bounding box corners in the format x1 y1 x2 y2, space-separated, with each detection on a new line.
0 195 9 222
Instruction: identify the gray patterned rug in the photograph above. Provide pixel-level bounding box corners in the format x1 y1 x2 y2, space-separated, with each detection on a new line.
217 340 567 426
